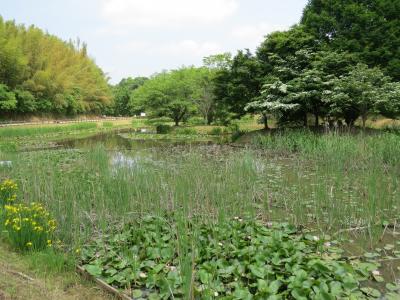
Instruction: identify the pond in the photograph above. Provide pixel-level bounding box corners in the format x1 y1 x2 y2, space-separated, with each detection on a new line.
2 130 399 292
57 129 225 151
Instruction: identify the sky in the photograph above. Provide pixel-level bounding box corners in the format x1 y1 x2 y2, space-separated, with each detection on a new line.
1 0 308 83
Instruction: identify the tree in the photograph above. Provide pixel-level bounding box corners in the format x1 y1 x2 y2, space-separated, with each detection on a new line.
301 0 400 80
132 68 199 126
327 64 390 128
0 16 111 117
0 84 16 117
213 50 263 120
112 77 147 116
245 79 299 129
192 68 216 125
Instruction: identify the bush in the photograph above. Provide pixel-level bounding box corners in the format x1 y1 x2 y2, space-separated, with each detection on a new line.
208 127 223 135
0 179 17 207
174 127 198 135
156 124 173 134
383 123 400 135
3 202 56 251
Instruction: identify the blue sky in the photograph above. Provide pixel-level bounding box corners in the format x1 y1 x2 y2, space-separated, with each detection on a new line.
1 0 308 83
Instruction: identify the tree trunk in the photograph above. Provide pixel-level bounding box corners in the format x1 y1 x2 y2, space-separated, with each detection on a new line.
314 114 319 127
174 119 179 126
262 113 269 130
362 115 366 130
303 113 308 127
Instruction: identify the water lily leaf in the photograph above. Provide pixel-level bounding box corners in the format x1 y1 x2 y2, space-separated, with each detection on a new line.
360 287 381 298
384 244 395 251
386 283 400 292
85 264 102 277
132 289 143 298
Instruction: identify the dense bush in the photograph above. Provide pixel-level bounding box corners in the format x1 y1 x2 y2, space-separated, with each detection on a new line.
156 124 173 134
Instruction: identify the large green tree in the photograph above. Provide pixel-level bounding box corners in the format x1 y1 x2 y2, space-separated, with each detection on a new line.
213 50 263 120
112 77 147 116
0 16 111 118
301 0 400 80
132 68 203 126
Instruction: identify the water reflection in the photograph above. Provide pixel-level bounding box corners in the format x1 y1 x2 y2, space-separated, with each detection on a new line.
58 129 220 151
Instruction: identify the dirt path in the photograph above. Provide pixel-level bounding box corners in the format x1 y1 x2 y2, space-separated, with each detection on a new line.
0 244 114 300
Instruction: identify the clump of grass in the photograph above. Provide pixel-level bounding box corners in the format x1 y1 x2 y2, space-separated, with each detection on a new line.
0 122 97 138
208 127 223 135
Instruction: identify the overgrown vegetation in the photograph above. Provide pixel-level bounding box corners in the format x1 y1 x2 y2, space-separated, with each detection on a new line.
0 17 110 118
81 217 396 299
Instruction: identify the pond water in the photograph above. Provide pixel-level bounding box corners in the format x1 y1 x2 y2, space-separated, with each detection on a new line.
57 129 223 151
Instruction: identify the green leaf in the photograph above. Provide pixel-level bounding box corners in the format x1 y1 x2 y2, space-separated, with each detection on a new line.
85 264 102 277
132 289 143 298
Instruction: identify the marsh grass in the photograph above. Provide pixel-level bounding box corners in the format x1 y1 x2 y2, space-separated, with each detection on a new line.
0 122 98 138
1 130 400 295
3 131 399 246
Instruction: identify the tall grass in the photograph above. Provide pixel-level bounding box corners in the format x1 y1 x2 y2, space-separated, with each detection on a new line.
0 122 97 138
2 131 399 248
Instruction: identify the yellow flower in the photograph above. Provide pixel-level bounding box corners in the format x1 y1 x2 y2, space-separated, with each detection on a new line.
26 242 33 247
75 248 81 254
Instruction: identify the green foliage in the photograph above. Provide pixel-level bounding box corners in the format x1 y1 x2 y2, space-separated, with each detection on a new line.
80 217 383 299
156 124 173 134
0 179 17 207
301 0 400 80
0 84 17 113
0 179 56 252
208 127 223 136
102 122 113 128
0 122 97 138
112 77 148 116
186 117 206 126
326 64 393 127
173 127 197 135
213 50 263 120
3 202 56 251
132 68 200 126
0 16 111 117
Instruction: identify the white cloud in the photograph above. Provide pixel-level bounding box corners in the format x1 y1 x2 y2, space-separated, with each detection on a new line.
231 23 288 48
101 0 239 27
114 39 221 57
159 40 222 57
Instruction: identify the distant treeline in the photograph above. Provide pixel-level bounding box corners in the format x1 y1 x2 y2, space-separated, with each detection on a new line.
111 0 400 128
2 0 400 126
0 16 111 119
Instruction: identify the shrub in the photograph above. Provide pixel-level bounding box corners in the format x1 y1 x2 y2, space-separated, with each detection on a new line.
0 179 17 207
156 124 173 134
3 202 56 251
208 127 223 135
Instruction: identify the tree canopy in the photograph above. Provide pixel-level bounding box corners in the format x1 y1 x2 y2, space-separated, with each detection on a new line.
0 16 111 118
